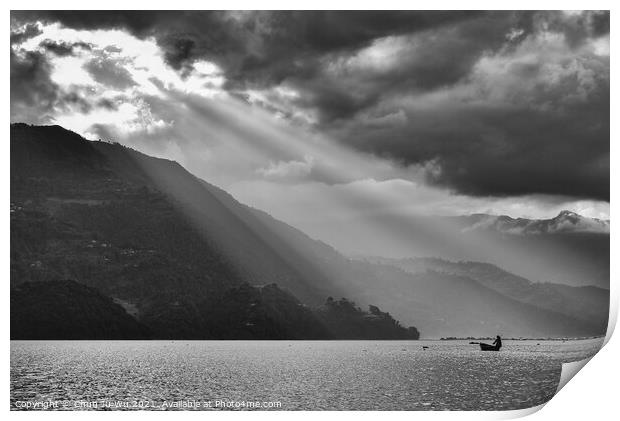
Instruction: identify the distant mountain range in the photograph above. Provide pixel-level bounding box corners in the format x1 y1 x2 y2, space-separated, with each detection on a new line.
452 211 609 236
10 124 609 339
440 212 609 289
364 257 609 336
303 207 609 289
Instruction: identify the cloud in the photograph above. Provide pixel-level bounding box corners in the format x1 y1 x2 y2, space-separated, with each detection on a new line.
232 177 610 222
227 176 610 258
39 39 92 56
10 49 58 123
10 23 42 45
10 23 136 123
83 56 136 90
9 10 609 202
10 11 484 87
257 156 315 181
328 24 609 200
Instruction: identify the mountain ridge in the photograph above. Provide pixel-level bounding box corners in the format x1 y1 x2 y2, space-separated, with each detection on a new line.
453 210 609 235
363 256 609 333
10 123 414 338
10 123 608 338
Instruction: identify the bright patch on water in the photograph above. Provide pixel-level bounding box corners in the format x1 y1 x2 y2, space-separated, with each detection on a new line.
10 339 603 410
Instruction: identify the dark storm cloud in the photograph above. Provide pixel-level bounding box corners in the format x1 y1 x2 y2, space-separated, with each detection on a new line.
10 21 97 122
9 11 522 107
11 10 169 35
341 94 609 200
11 10 483 82
11 10 516 119
161 37 197 75
9 10 610 200
10 46 121 122
590 11 611 36
9 10 497 119
10 23 42 45
323 12 610 201
39 39 92 56
286 13 526 123
10 49 58 123
537 10 610 48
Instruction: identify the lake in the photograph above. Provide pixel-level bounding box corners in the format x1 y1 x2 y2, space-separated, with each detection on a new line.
10 338 603 411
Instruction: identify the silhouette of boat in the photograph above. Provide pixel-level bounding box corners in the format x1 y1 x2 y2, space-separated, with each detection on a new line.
479 343 500 351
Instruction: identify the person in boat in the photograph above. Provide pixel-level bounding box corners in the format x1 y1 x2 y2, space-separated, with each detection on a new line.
492 335 502 351
477 335 503 351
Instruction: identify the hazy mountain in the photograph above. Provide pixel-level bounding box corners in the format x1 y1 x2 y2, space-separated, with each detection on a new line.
453 211 610 235
310 211 609 289
332 259 601 338
243 205 608 337
10 124 607 339
368 257 609 334
439 212 610 289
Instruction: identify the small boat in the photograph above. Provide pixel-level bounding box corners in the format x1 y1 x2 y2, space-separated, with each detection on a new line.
479 343 500 351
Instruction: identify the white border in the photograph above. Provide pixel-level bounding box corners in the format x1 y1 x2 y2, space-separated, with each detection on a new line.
4 2 617 419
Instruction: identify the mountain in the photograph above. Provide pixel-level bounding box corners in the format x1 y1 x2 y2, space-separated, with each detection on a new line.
10 123 416 339
11 122 341 305
368 257 609 334
332 259 602 338
442 212 610 289
10 279 417 340
11 280 152 339
201 284 419 340
453 211 609 235
10 123 608 339
315 297 420 340
312 210 609 290
242 205 609 337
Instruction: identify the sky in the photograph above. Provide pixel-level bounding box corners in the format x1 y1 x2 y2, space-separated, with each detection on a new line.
10 11 610 241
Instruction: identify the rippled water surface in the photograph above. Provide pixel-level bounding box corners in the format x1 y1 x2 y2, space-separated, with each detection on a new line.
11 339 603 411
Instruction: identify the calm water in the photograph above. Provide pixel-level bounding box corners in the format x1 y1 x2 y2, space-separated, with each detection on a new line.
10 339 603 411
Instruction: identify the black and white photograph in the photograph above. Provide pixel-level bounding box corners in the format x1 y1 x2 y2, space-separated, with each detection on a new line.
8 7 612 413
